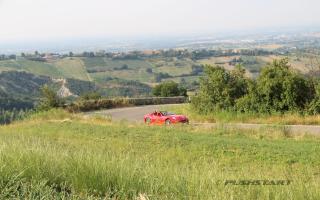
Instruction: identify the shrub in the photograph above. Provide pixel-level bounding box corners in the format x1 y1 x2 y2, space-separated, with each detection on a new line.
193 59 318 114
307 81 320 115
192 64 249 113
254 59 314 113
0 109 30 125
37 85 64 111
235 80 263 113
80 92 102 101
152 81 187 97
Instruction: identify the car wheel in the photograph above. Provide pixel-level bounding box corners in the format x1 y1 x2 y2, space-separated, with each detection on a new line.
145 118 151 124
165 119 171 125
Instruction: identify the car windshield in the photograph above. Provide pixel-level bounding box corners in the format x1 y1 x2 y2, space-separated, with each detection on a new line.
161 111 174 116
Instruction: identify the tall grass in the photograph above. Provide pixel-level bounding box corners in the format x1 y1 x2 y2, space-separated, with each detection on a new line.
0 110 319 199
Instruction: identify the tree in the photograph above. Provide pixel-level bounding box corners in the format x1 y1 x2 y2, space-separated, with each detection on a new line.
236 59 315 113
253 59 314 112
37 85 63 111
152 81 187 97
191 64 249 113
192 59 317 114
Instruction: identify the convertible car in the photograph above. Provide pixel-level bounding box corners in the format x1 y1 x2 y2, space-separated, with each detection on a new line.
144 111 189 125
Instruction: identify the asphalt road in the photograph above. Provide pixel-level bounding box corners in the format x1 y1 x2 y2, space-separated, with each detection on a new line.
85 104 178 122
85 104 320 136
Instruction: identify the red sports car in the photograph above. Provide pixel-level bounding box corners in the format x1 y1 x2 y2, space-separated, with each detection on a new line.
144 111 189 125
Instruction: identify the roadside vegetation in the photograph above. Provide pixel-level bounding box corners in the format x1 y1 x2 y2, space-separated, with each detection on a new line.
152 81 187 97
0 109 319 199
191 58 320 123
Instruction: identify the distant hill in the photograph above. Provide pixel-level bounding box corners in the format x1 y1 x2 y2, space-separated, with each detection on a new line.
0 71 98 109
0 71 50 99
0 70 152 110
1 47 319 110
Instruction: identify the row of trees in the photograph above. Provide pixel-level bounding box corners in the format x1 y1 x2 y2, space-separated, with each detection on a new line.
0 109 29 125
192 58 320 115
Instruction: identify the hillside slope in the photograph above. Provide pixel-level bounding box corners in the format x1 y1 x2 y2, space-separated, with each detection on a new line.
0 71 50 99
0 71 96 101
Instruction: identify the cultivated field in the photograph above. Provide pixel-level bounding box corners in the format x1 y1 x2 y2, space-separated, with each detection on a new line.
0 110 319 199
1 53 319 87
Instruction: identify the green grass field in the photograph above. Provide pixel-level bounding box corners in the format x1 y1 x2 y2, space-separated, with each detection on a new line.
0 58 89 80
0 59 63 77
0 110 319 199
53 58 91 81
0 55 318 88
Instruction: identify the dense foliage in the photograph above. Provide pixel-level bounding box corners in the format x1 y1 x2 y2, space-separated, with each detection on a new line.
0 109 29 125
37 85 64 111
152 81 187 97
192 64 248 113
0 98 34 110
192 59 320 114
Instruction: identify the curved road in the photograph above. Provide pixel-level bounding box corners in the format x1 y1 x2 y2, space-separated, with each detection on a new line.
85 104 178 122
85 104 320 136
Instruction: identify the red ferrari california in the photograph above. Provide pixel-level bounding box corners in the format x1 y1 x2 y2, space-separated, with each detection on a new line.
144 111 189 125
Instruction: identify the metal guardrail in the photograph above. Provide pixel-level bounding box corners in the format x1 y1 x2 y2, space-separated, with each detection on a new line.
126 96 188 105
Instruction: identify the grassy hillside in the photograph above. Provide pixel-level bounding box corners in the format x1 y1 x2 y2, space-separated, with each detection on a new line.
0 71 51 99
0 71 97 104
0 110 319 199
0 59 63 77
0 58 89 81
1 52 320 101
53 58 91 81
1 54 319 84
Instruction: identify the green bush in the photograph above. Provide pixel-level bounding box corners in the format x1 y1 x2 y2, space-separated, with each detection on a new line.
37 85 64 111
193 59 320 115
152 81 187 97
255 59 314 112
307 81 320 115
0 109 30 125
80 92 102 101
235 80 263 113
192 64 248 113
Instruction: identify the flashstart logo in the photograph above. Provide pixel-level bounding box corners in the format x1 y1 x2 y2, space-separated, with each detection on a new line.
224 180 292 186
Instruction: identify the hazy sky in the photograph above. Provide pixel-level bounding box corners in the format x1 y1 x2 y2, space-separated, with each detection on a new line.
0 0 319 43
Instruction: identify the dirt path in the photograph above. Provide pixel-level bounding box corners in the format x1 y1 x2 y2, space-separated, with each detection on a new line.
85 105 320 136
